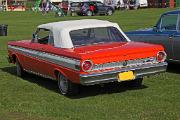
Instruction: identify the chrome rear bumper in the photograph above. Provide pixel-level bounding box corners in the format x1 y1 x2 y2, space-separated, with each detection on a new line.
80 62 167 85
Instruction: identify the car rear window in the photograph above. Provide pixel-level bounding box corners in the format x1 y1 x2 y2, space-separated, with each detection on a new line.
70 27 126 47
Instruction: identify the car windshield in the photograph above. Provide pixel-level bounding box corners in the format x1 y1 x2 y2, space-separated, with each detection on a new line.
70 27 126 47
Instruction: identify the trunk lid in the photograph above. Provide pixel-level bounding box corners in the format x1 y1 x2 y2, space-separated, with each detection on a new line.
74 42 163 64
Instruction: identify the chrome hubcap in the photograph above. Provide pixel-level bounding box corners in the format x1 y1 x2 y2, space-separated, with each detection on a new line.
108 10 112 15
87 11 92 16
58 74 68 94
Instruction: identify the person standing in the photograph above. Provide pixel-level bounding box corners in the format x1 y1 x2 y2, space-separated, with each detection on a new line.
124 0 129 10
41 0 47 15
89 3 95 15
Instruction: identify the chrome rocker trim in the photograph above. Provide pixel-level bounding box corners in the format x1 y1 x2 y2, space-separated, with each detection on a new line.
23 69 56 80
80 62 167 85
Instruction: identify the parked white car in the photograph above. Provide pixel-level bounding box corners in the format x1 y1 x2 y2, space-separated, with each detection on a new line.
116 0 148 9
129 0 148 9
137 0 148 7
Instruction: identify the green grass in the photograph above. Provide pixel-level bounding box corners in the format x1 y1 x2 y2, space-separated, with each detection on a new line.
0 9 180 120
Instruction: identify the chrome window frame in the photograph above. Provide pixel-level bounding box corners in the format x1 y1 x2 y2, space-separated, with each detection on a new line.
32 28 55 46
159 14 178 32
177 14 180 32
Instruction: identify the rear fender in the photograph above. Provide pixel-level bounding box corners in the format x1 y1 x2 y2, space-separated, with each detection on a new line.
10 53 19 64
54 68 68 80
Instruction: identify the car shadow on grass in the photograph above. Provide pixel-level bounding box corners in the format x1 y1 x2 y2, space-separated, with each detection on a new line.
167 62 180 74
1 66 147 99
72 83 147 99
1 66 59 94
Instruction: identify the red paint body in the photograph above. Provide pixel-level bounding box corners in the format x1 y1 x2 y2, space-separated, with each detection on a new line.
8 40 164 84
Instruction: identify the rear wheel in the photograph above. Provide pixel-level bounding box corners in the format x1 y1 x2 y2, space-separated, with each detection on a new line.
86 10 92 16
127 78 143 87
133 5 139 10
57 73 79 96
16 58 25 77
106 9 113 16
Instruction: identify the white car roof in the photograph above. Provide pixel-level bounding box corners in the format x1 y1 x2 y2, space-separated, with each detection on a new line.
38 19 130 48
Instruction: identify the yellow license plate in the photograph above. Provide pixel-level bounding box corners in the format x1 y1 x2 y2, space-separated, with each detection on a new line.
118 71 135 81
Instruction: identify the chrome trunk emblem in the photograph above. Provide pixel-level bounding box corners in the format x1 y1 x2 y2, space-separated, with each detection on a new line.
122 61 128 66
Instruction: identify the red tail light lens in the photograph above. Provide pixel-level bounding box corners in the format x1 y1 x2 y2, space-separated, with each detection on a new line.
82 60 93 72
157 51 167 62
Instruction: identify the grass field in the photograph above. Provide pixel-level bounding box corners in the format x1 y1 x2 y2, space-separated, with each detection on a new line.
0 9 180 120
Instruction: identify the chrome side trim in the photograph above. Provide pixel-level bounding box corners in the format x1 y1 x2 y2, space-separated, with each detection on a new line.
8 45 80 71
168 59 180 62
80 62 167 85
24 69 56 80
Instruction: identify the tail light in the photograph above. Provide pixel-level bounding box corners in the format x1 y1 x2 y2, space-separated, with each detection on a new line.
81 60 93 72
157 51 167 62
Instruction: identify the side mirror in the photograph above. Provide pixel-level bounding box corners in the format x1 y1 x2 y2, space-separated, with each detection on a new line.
153 26 157 32
153 26 161 32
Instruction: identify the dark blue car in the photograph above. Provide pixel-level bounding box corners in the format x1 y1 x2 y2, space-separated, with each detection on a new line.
126 10 180 62
70 1 114 16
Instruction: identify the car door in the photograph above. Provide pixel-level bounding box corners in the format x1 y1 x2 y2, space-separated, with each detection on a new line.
159 14 179 60
172 32 180 61
172 15 180 61
147 31 174 60
25 28 54 76
148 14 178 60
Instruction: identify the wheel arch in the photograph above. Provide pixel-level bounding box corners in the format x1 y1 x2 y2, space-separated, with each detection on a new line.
11 54 19 63
107 8 113 12
54 68 68 80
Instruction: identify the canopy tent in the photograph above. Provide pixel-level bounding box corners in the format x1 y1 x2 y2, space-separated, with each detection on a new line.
49 0 104 3
2 0 27 11
49 0 62 2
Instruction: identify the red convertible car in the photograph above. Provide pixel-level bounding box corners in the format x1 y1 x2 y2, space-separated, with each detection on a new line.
7 19 167 96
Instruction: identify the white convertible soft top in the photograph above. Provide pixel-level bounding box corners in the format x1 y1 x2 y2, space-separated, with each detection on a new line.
38 19 130 48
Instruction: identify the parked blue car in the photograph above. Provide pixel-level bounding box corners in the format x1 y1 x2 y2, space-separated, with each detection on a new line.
126 10 180 62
